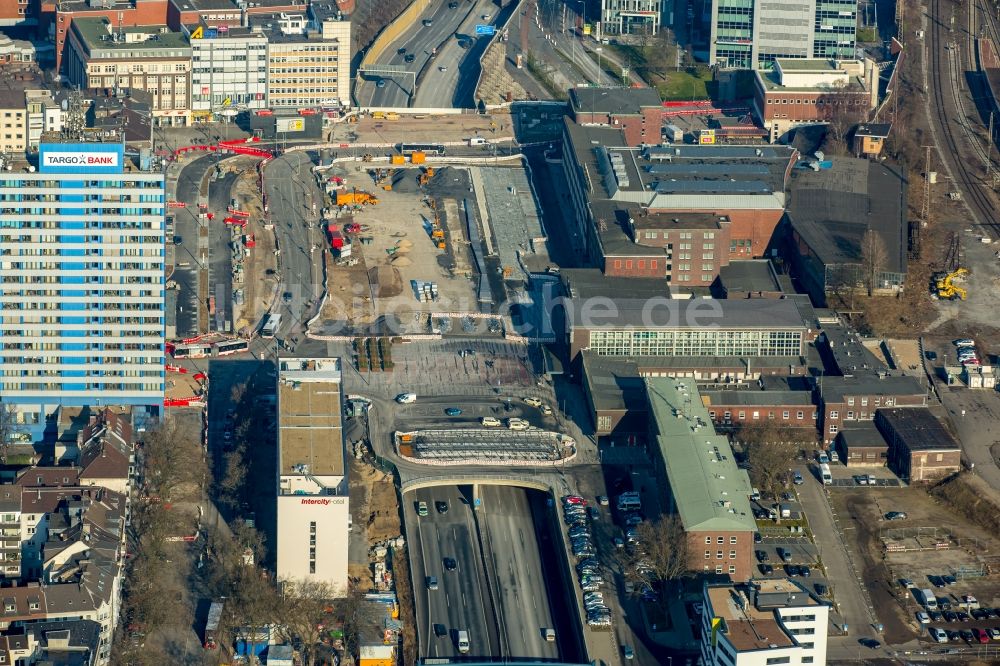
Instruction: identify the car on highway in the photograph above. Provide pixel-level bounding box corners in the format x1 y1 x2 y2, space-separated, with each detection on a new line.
435 501 448 514
377 79 387 88
434 623 447 638
443 557 457 571
448 1 458 6
426 576 438 590
481 13 491 19
404 54 416 63
417 501 428 517
544 628 556 642
397 47 407 55
444 407 462 416
423 18 433 26
438 65 448 72
622 646 635 660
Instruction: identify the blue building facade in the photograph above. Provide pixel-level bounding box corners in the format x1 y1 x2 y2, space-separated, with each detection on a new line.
0 143 165 432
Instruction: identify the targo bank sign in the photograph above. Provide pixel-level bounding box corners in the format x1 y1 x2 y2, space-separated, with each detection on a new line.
38 144 125 174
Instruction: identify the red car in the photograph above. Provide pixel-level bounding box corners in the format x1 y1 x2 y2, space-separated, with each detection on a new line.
974 628 990 644
562 495 587 505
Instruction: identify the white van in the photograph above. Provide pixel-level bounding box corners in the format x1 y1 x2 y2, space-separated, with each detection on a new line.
468 137 487 146
457 630 470 653
481 416 501 427
820 463 832 485
915 588 938 609
395 393 416 404
828 449 840 463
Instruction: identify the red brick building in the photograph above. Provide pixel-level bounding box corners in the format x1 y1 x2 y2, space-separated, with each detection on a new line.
568 86 664 147
876 408 962 482
701 388 817 432
818 375 927 444
0 0 39 28
752 58 878 141
47 0 169 74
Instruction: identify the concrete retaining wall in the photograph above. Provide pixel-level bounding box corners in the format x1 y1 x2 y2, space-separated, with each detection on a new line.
360 0 432 71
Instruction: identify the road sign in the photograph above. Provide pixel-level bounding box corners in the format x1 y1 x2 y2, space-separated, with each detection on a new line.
474 497 482 507
475 24 496 36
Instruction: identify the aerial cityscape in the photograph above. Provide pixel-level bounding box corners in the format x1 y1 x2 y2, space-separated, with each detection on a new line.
0 0 997 664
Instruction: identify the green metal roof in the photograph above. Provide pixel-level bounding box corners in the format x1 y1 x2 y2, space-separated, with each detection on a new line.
646 377 756 533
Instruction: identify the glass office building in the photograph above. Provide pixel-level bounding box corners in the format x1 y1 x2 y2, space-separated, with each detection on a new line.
0 143 165 429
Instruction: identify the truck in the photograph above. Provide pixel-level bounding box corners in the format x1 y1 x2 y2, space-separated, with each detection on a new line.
335 191 378 207
457 630 470 654
261 313 281 338
819 463 832 485
662 124 683 143
915 588 938 610
204 600 224 649
616 492 641 512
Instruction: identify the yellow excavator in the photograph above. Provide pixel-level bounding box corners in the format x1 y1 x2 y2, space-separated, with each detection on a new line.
932 267 969 300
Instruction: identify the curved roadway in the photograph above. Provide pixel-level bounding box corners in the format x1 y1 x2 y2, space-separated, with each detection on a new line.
359 0 499 109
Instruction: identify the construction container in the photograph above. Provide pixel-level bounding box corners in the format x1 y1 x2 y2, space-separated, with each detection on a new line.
410 151 426 164
385 112 400 121
391 154 405 165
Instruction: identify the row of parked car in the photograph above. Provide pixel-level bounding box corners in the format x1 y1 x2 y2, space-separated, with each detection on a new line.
562 495 611 627
928 626 999 644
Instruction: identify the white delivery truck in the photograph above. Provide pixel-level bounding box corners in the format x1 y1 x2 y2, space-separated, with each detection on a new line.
915 588 938 609
260 312 281 338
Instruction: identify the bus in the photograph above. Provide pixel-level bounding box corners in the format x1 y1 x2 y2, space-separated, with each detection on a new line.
204 600 224 649
260 313 281 339
172 343 213 359
215 338 250 356
398 143 446 156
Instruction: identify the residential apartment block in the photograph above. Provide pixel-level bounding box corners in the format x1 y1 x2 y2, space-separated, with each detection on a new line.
710 0 857 69
0 142 165 431
64 17 192 126
648 378 756 581
275 357 349 594
701 578 829 666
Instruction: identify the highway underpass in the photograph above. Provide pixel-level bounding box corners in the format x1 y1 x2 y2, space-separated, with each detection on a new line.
404 483 587 663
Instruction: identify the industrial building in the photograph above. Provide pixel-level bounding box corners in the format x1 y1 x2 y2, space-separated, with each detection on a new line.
0 142 165 434
701 578 829 666
710 0 857 69
561 119 797 277
786 158 908 306
876 407 962 482
275 357 350 594
647 377 757 581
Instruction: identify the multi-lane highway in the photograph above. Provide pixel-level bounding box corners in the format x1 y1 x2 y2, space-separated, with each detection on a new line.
406 484 567 661
359 0 499 109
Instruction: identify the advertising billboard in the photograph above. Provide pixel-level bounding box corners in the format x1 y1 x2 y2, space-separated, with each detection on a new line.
276 117 305 133
38 144 125 174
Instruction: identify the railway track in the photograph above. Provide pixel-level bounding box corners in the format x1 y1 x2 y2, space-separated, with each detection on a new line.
929 0 1000 234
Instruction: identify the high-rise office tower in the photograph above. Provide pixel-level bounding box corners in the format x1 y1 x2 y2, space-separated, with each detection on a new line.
0 143 165 432
710 0 856 69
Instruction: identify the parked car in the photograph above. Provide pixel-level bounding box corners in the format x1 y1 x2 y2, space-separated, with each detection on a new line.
943 575 958 586
800 565 811 577
943 610 957 622
988 627 1000 640
814 583 827 596
444 407 462 416
885 511 908 520
929 626 948 643
916 611 930 624
960 629 975 642
597 495 609 506
777 548 793 562
759 564 774 575
793 472 804 485
563 495 586 505
756 550 769 562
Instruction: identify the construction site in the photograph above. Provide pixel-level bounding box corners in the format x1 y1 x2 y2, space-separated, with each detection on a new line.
394 428 576 465
311 144 550 334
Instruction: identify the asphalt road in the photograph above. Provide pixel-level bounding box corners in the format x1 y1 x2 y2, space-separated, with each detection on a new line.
172 153 224 336
262 152 326 342
208 170 238 332
412 0 499 108
408 485 500 659
478 484 561 660
360 0 493 108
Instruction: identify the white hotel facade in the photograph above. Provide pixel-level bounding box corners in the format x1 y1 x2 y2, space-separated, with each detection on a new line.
0 143 165 431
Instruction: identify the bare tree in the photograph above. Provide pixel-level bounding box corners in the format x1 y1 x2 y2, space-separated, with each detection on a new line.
860 229 889 297
0 402 23 463
330 583 383 660
817 85 868 154
276 579 340 666
620 515 691 586
737 421 800 499
141 419 203 502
